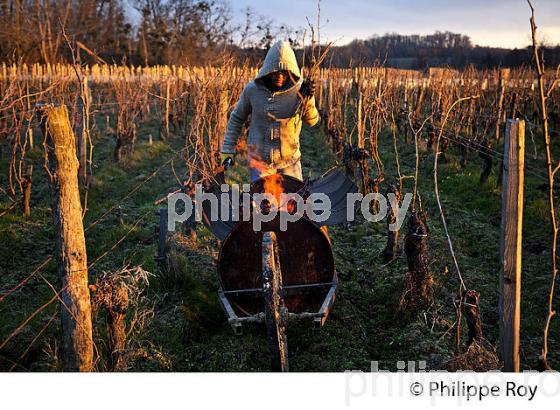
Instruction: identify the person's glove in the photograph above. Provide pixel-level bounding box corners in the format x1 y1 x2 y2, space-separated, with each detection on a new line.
299 78 316 98
220 152 235 169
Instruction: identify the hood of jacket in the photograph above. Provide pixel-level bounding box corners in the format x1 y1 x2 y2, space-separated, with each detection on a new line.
255 40 301 85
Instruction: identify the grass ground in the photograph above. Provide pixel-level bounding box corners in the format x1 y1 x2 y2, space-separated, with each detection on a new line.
0 113 558 371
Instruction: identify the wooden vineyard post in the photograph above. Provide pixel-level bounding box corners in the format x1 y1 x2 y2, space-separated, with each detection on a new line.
495 69 510 142
156 207 168 270
496 69 511 186
355 89 370 196
22 165 33 218
28 127 34 149
38 104 94 372
80 76 91 185
182 183 196 240
75 76 90 185
499 119 525 372
165 78 171 139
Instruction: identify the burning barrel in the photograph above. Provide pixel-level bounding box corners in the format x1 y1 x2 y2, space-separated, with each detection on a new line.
217 175 336 315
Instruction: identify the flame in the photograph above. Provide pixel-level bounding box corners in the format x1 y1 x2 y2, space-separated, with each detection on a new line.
286 198 297 214
264 174 284 208
247 144 285 210
247 144 271 174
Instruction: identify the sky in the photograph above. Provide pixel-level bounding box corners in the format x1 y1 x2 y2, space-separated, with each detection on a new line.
229 0 560 48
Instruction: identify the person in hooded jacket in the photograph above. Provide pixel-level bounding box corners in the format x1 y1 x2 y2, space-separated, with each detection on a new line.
220 40 320 182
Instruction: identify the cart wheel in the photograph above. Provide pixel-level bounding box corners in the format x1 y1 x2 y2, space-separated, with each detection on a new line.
262 231 289 372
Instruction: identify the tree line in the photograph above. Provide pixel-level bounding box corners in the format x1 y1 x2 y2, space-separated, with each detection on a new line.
329 31 560 69
1 1 558 69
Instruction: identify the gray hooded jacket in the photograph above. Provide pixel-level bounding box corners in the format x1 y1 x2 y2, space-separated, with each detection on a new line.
221 40 320 169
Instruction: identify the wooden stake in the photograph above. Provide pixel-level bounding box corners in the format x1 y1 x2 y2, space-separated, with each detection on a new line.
496 69 511 186
22 165 33 218
80 76 91 185
156 207 168 269
495 69 510 141
182 183 196 240
38 104 94 372
165 79 171 139
27 127 33 150
499 119 525 372
76 101 87 184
